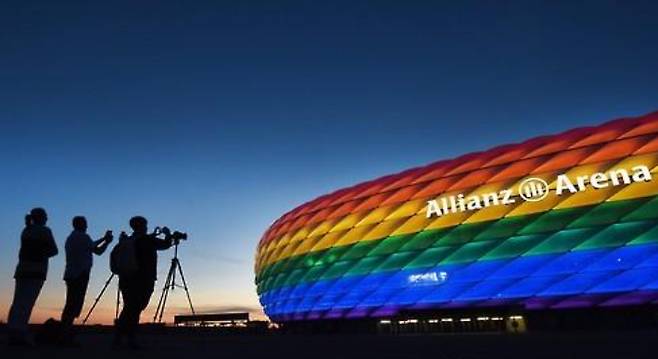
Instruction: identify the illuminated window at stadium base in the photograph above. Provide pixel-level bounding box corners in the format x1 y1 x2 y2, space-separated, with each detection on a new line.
255 111 658 322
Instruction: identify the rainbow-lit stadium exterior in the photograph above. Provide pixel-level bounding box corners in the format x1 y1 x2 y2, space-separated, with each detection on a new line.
255 111 658 327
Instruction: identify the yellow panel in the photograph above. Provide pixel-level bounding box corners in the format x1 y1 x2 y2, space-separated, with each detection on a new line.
608 178 658 201
329 212 368 232
355 206 397 226
272 241 303 263
463 200 518 223
391 214 433 236
362 218 407 241
606 153 658 171
308 218 340 237
554 186 617 209
608 165 658 201
289 225 312 243
292 235 322 256
425 211 470 230
310 230 348 252
384 199 426 221
467 180 516 197
334 224 378 247
505 192 563 217
272 232 292 250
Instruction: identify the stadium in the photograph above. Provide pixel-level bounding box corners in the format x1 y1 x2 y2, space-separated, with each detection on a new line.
255 111 658 333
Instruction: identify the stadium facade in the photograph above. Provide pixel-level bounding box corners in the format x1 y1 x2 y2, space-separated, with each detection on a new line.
255 111 658 332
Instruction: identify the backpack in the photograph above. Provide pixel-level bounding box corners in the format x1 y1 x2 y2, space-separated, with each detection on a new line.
110 237 138 276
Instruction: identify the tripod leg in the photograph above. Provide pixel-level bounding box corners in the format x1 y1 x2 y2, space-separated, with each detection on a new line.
153 260 176 322
175 260 196 315
83 273 115 324
115 281 121 320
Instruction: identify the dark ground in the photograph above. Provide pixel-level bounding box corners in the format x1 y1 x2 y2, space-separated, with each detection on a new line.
1 331 657 359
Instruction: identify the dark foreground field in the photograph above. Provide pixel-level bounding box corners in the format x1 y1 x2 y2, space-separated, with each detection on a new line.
2 331 657 359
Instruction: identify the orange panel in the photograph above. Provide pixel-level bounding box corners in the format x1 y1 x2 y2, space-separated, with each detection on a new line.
447 167 500 191
487 156 547 182
352 193 388 212
380 184 423 206
531 146 597 174
580 135 652 164
411 176 460 199
633 134 658 155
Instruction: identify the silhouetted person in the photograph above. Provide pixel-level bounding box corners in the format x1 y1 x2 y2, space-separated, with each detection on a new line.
7 208 58 347
59 216 113 345
114 216 172 349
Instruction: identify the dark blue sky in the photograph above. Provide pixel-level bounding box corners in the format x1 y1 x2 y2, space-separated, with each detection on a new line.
1 0 657 321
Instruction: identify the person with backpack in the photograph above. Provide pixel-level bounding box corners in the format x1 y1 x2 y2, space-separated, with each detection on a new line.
7 208 58 347
59 216 113 345
112 216 173 349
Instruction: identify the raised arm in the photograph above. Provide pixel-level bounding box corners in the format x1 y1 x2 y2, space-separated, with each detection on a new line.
92 231 113 255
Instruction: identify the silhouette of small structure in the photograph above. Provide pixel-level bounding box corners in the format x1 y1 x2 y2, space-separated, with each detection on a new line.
174 312 249 327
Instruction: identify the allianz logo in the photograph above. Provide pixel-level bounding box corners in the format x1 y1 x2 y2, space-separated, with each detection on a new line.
408 271 448 284
426 165 653 218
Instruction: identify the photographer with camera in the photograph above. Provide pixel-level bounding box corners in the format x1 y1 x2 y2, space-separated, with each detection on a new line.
60 216 113 346
113 216 173 349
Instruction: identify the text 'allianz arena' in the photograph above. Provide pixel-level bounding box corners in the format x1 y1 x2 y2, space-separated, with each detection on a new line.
255 111 658 328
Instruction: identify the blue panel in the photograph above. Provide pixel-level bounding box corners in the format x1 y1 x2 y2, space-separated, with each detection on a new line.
489 255 558 280
296 295 321 312
540 271 617 296
304 279 337 297
333 273 394 309
583 244 658 272
498 274 566 298
450 260 507 283
288 283 312 299
385 286 437 306
418 282 475 304
359 287 400 306
533 249 608 276
311 292 343 311
587 268 658 293
636 252 658 268
323 276 362 296
453 278 518 301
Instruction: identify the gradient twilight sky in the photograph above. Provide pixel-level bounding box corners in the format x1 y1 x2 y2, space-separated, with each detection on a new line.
1 1 658 324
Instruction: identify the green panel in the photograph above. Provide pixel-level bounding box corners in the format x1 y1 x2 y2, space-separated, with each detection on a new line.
524 228 602 255
567 199 647 228
341 240 379 260
300 264 330 283
295 250 329 268
374 252 418 272
281 269 305 287
319 245 351 265
368 234 413 257
574 221 656 250
346 256 387 276
623 196 658 222
405 246 456 269
320 260 354 280
440 240 501 264
482 234 547 260
473 214 540 241
519 206 592 234
628 223 658 245
434 222 492 246
399 229 449 251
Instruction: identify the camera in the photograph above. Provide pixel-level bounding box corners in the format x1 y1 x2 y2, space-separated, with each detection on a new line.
171 231 187 241
159 226 188 241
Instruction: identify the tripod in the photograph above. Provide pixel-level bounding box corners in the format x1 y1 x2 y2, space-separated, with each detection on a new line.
153 242 195 323
82 273 122 324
